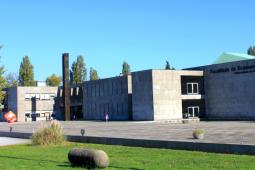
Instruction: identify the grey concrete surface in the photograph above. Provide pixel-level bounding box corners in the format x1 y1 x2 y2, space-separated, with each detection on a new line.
132 70 204 121
83 75 132 120
0 137 30 146
0 121 255 145
203 59 255 120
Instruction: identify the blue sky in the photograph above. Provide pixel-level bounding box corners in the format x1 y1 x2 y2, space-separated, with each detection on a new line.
0 0 254 81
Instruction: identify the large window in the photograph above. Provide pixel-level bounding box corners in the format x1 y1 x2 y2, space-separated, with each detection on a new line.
187 82 199 94
188 106 199 117
24 93 55 100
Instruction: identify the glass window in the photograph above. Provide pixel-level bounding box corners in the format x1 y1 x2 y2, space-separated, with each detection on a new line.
45 94 50 100
187 83 199 94
188 106 199 117
40 94 45 100
35 94 40 99
25 113 31 118
194 107 199 117
188 107 193 117
187 84 193 94
193 84 198 94
25 94 31 100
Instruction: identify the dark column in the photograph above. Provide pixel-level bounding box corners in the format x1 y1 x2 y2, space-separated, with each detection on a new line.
31 97 36 121
62 53 71 120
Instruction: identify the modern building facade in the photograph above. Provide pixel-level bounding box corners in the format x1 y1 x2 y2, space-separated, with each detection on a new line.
5 86 59 122
202 59 255 120
83 75 132 120
3 53 255 122
132 70 204 121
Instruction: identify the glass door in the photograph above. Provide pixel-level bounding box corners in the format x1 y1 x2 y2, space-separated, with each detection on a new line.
188 106 199 118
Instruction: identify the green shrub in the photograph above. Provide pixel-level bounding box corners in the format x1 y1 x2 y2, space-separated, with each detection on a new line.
192 129 205 139
193 129 204 135
32 121 64 145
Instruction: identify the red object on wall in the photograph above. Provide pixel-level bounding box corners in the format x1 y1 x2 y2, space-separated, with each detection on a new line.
4 111 17 123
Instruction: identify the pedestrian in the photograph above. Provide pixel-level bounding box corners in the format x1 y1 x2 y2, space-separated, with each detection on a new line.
105 113 109 122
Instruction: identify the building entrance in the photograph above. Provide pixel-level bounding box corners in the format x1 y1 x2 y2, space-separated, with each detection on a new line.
182 100 205 119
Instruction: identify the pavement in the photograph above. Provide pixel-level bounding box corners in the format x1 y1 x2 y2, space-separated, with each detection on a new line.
0 121 255 145
0 137 30 146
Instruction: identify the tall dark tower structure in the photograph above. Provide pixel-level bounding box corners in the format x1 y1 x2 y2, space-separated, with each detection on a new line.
62 53 71 120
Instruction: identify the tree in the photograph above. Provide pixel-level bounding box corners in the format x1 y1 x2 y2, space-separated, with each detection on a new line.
70 61 78 84
0 46 7 109
46 74 61 86
122 61 131 76
19 56 35 86
70 55 87 84
247 46 255 56
165 61 171 70
5 73 18 87
165 60 175 70
0 64 6 109
89 67 99 80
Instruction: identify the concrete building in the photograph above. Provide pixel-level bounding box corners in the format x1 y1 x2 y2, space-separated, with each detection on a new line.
2 53 255 122
201 59 255 120
4 85 84 122
58 84 83 120
132 70 204 121
83 75 132 120
5 86 60 122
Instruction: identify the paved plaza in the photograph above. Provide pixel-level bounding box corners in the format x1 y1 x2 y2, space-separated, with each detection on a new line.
0 121 255 145
0 137 30 146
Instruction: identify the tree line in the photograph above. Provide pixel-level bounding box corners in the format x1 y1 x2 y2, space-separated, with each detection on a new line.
0 48 133 89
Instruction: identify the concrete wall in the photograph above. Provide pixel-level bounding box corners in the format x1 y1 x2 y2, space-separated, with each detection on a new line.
152 70 183 120
6 87 18 119
83 75 132 120
132 70 154 120
58 85 83 120
132 70 203 121
204 59 255 120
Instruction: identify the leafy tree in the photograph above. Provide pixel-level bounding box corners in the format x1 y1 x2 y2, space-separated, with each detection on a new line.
46 74 61 86
5 73 18 87
165 61 171 70
165 60 175 70
122 61 131 76
70 61 78 84
89 67 99 80
0 66 6 109
19 56 35 86
247 46 255 56
70 55 87 84
0 46 7 109
76 55 87 81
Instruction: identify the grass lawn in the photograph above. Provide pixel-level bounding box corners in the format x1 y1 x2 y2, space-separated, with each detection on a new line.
0 142 255 170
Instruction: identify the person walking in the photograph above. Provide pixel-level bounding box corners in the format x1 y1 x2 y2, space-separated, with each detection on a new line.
105 113 109 122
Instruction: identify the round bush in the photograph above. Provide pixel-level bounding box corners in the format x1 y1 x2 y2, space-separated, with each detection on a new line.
192 129 205 139
68 148 109 169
